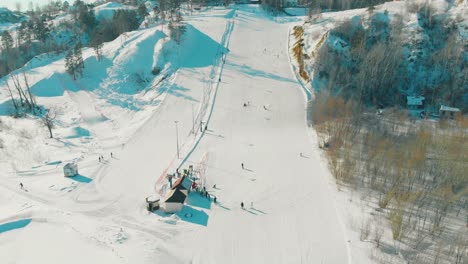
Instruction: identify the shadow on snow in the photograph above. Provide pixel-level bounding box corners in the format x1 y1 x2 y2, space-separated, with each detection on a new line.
69 174 93 183
0 219 32 234
186 191 212 209
175 205 209 226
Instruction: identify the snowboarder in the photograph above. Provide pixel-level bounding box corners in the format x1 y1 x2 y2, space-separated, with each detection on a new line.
19 183 23 189
241 163 244 169
241 202 244 209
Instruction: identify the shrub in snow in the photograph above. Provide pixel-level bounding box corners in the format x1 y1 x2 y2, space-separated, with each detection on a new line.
152 66 161 75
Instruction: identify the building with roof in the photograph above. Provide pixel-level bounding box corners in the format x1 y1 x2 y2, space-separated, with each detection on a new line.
439 105 461 119
171 175 192 193
407 96 425 110
164 188 187 213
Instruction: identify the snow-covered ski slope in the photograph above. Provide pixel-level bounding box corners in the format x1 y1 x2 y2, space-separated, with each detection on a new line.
1 5 353 264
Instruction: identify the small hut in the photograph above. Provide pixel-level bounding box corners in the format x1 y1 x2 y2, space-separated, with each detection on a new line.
407 96 425 110
439 105 460 119
164 188 187 213
63 163 78 177
146 195 160 212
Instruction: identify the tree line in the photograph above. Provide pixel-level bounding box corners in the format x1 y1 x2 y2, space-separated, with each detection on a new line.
313 2 467 112
310 91 467 264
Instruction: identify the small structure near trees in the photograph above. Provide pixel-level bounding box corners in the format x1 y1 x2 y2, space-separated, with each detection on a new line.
406 95 425 110
63 163 78 177
439 105 460 119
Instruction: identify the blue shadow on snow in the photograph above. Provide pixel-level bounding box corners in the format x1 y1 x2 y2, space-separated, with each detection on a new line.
69 174 93 183
65 126 91 139
227 62 296 84
186 191 212 209
0 219 32 234
176 24 228 68
175 205 209 226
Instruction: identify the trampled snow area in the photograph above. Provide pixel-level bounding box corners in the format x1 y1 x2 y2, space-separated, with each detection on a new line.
0 5 373 263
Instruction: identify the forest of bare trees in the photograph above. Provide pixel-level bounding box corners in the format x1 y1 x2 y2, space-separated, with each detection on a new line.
309 91 467 263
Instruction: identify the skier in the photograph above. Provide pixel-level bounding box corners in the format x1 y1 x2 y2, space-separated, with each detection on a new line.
241 163 244 169
263 105 267 110
214 196 217 203
241 202 244 209
243 103 247 107
19 183 23 189
111 152 113 158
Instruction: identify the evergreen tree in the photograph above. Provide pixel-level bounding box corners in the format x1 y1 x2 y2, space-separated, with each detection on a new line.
74 42 84 77
65 49 76 80
137 3 148 22
33 16 50 42
90 31 104 61
1 31 14 51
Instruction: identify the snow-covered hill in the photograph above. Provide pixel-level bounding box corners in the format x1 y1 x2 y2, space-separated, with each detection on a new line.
0 4 401 264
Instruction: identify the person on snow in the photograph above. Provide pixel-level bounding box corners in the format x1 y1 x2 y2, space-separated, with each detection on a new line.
263 105 267 110
20 182 23 189
241 202 244 209
243 103 247 107
111 152 113 158
214 196 217 203
241 163 244 169
99 156 101 162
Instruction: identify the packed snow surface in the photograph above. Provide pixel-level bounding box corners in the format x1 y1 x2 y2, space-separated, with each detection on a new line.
0 5 354 264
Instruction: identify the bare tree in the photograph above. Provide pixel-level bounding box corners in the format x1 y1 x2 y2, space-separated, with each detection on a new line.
42 108 57 138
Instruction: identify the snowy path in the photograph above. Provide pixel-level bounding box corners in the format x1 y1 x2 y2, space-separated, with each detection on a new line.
166 6 350 263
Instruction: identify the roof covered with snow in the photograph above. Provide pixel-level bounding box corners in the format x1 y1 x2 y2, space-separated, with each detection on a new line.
407 96 425 106
440 105 460 112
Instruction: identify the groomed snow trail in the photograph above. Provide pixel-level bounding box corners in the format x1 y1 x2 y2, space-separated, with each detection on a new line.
169 5 350 264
